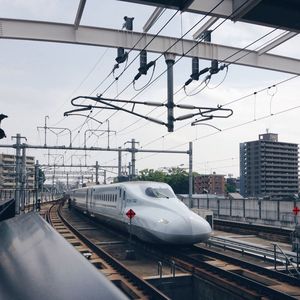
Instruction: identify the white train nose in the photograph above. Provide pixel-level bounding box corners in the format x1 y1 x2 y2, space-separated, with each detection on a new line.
151 215 212 244
187 215 212 243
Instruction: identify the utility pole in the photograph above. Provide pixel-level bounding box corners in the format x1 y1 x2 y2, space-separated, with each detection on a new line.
95 161 99 184
128 162 132 180
132 138 137 179
188 142 193 209
118 147 122 180
103 170 107 184
125 139 139 180
44 116 49 146
12 133 27 214
20 146 26 211
66 173 69 190
107 119 110 149
165 53 176 132
38 115 72 147
52 164 56 201
35 160 39 211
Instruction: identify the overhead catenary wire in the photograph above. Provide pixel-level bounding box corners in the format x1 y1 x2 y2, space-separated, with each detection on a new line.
67 1 292 170
84 0 229 143
119 22 298 142
94 0 272 136
63 7 180 156
137 98 300 163
91 0 283 165
67 0 227 163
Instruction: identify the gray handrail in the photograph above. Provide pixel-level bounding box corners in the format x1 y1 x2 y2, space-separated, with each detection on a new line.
273 243 300 277
208 236 299 277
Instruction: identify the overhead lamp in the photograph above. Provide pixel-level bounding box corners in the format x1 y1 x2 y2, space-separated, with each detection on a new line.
0 114 7 139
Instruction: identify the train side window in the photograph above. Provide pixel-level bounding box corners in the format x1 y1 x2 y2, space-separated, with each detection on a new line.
123 191 126 199
119 189 122 198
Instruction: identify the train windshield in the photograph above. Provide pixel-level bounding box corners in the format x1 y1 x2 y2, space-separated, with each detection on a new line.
145 187 175 199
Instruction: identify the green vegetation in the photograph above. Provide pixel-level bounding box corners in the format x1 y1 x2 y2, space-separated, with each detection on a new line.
38 168 46 189
138 167 198 194
225 182 236 193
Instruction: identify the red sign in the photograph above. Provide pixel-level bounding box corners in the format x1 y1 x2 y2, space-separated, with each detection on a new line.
293 206 300 215
126 209 136 219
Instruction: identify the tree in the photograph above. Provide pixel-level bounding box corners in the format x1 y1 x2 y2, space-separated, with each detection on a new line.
38 168 46 189
225 183 236 193
137 167 198 194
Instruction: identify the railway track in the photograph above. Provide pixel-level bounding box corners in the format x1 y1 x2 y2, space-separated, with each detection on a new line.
46 203 300 299
46 202 169 300
164 245 300 300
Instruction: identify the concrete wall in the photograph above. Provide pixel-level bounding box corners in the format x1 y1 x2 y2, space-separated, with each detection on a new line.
181 197 299 228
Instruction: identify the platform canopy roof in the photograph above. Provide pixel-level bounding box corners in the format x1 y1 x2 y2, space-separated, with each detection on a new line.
120 0 300 33
0 0 299 75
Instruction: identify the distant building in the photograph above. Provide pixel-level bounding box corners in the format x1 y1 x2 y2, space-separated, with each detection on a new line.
0 153 35 189
194 173 225 195
240 132 299 198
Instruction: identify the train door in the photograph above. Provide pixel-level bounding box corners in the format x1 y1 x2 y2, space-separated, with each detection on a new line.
89 189 93 211
86 189 93 211
121 189 126 213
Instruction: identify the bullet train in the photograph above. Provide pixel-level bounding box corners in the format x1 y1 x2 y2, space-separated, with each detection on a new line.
70 181 212 245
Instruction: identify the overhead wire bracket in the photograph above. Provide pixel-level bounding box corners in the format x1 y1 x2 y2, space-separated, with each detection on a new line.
64 96 234 132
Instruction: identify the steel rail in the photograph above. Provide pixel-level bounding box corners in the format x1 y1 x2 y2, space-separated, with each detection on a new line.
47 202 299 299
193 245 300 285
169 247 298 300
56 204 170 300
208 236 298 263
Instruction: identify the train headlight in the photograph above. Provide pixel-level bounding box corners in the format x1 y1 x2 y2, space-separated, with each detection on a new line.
158 218 169 224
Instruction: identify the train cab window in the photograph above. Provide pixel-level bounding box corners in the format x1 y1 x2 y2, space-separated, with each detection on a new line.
145 187 175 199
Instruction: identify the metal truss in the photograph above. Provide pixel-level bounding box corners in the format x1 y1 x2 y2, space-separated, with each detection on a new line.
0 18 299 74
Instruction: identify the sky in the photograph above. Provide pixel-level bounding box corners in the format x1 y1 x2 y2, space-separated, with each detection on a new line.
0 0 300 184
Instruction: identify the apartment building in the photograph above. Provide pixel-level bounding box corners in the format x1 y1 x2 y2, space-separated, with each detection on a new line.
194 172 225 195
0 154 35 189
240 133 299 198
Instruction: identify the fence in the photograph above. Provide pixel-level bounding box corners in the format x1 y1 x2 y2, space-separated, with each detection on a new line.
180 196 299 228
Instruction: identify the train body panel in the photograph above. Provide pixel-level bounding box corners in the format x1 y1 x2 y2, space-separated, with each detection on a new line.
71 181 212 245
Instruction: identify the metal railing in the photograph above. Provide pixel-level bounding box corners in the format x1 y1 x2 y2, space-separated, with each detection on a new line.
208 236 300 277
273 243 300 277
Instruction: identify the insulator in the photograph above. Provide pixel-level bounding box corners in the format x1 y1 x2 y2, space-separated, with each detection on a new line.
116 47 128 64
139 50 148 75
210 59 219 74
191 57 199 80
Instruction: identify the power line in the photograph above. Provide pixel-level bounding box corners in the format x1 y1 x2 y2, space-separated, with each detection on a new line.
96 0 274 140
50 48 110 126
137 99 300 163
65 0 227 164
125 29 295 149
